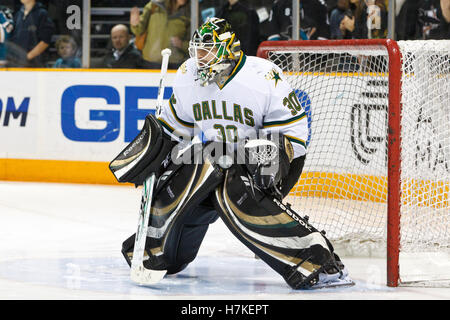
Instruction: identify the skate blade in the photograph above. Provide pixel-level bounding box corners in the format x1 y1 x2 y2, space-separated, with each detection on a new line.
310 277 355 289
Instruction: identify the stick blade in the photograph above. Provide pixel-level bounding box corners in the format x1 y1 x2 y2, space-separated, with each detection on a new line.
130 265 167 285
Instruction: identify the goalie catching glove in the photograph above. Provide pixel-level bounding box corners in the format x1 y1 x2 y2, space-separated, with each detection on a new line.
241 132 294 198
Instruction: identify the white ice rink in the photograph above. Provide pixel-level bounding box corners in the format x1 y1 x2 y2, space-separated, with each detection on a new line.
0 181 449 300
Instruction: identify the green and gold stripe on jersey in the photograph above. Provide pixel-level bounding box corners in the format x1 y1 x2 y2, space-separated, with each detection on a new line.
284 134 307 149
262 112 306 128
168 94 195 128
157 116 193 142
157 117 175 134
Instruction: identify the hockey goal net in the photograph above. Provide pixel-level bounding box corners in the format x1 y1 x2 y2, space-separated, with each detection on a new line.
257 39 450 287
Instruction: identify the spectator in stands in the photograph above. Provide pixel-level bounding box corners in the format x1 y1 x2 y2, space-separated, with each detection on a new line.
53 35 81 68
349 0 364 26
396 0 450 40
217 0 260 56
130 0 190 69
267 0 330 41
100 24 148 69
440 0 450 37
396 0 420 40
325 0 339 14
330 0 356 39
416 0 450 39
0 6 14 67
351 0 387 39
9 0 55 67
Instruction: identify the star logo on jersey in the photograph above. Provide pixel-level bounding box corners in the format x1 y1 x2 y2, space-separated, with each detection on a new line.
265 69 282 87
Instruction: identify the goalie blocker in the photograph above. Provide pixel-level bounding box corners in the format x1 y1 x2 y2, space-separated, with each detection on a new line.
111 118 351 289
109 114 176 185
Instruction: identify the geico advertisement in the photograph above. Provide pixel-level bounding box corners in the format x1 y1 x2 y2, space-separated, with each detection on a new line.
2 70 445 179
0 70 176 162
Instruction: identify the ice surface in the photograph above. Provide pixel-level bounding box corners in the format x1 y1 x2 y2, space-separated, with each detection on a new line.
0 181 448 300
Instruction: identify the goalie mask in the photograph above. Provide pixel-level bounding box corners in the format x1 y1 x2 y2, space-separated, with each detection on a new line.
188 17 241 86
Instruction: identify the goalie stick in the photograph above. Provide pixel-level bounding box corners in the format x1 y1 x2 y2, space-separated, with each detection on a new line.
130 48 172 285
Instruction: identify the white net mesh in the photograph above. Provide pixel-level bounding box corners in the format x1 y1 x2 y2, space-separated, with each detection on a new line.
261 40 450 286
396 41 450 285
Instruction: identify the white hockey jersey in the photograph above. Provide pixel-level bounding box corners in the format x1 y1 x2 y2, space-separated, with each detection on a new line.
157 53 308 158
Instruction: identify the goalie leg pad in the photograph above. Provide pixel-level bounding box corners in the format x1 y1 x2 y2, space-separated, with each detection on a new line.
160 202 219 274
122 202 218 274
122 153 223 274
213 164 342 289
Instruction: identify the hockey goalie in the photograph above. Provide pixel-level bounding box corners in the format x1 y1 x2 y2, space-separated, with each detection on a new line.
109 17 353 290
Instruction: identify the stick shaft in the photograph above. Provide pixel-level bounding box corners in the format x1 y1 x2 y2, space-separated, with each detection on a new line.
130 49 171 285
156 49 172 112
130 174 155 269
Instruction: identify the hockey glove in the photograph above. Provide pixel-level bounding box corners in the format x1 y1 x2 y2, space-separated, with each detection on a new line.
242 132 294 197
109 114 176 186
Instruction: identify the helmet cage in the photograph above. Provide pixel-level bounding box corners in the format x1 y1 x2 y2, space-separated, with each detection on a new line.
188 40 228 70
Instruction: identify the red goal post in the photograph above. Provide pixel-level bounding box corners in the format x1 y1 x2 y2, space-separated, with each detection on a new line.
257 39 449 287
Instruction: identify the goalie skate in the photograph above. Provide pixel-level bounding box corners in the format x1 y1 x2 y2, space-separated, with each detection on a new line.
309 267 355 289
